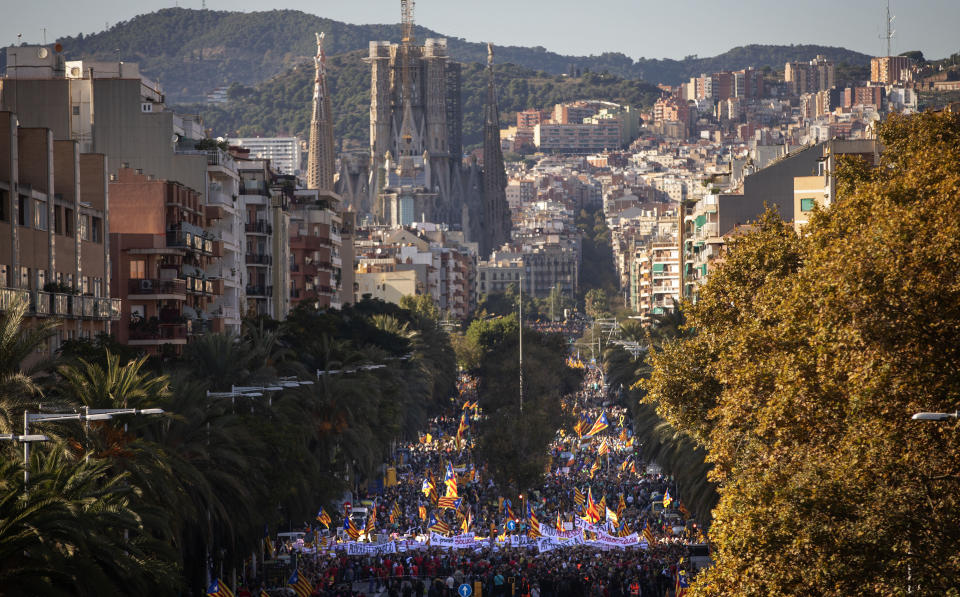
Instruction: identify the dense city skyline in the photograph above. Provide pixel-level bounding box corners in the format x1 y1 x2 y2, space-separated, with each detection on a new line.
4 0 959 64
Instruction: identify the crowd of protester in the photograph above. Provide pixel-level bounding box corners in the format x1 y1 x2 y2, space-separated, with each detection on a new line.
246 325 700 597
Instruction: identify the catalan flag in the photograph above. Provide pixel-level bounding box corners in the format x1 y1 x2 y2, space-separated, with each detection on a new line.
419 505 427 521
605 506 619 526
438 496 463 510
585 488 602 524
574 487 586 507
429 513 451 535
663 489 673 509
617 493 626 518
461 508 472 534
619 428 628 442
287 569 312 597
457 411 469 438
365 504 377 536
444 463 458 498
263 525 276 560
676 568 690 596
506 505 518 522
597 438 609 456
556 511 565 534
589 459 601 478
207 578 235 597
316 507 331 528
617 521 633 537
643 522 656 545
527 503 541 538
583 412 609 438
630 461 637 474
390 501 402 524
344 516 361 541
619 458 630 472
260 590 270 597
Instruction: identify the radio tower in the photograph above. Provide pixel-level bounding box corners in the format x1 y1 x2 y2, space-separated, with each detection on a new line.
881 0 895 56
307 32 336 191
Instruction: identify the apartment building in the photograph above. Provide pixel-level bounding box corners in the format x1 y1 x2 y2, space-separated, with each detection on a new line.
786 55 836 95
288 188 342 310
109 166 224 354
630 238 680 318
870 55 913 85
354 226 474 319
1 45 251 337
0 110 120 356
236 157 290 320
534 122 621 153
228 137 302 176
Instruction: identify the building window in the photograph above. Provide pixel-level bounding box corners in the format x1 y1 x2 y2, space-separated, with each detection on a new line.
0 265 7 287
33 200 47 230
130 260 146 279
55 206 63 234
18 195 27 226
0 190 7 222
72 105 80 116
64 209 74 235
800 198 816 212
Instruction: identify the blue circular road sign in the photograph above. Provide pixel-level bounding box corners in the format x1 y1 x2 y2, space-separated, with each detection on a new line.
506 520 516 531
458 583 472 597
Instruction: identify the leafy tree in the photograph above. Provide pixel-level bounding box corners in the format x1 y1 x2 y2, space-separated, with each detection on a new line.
645 112 960 595
585 288 609 319
471 315 577 497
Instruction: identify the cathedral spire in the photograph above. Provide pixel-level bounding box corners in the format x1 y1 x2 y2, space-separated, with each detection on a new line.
307 32 336 191
482 43 511 258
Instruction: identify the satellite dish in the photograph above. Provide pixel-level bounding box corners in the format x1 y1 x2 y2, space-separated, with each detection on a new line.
37 47 49 59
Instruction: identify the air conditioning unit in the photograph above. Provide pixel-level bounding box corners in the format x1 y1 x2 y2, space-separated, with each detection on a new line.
139 279 153 291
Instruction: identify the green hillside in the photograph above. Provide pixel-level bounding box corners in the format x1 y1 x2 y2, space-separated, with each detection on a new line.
173 51 665 149
56 8 873 102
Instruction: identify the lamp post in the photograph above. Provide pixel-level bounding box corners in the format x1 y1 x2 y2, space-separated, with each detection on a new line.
23 408 165 489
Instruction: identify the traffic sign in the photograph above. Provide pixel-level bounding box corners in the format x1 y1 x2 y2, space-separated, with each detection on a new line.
458 583 472 597
506 520 516 531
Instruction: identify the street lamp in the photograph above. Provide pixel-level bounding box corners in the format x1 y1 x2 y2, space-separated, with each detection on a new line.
24 408 165 488
912 411 959 421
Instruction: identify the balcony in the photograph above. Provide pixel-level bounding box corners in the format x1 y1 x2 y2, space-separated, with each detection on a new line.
76 296 95 318
244 221 273 235
128 278 187 298
316 285 335 296
0 288 32 312
128 323 188 345
33 291 52 315
245 285 273 297
245 253 273 266
166 230 214 255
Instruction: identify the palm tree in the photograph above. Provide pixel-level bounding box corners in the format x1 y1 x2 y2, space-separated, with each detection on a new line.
0 298 61 433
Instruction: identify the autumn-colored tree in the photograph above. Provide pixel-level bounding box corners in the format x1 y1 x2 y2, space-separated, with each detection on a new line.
644 112 960 596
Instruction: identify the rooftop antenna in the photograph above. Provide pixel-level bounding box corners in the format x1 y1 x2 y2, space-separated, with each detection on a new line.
880 0 895 57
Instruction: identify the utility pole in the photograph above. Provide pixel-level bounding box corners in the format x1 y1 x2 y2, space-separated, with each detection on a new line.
519 272 524 414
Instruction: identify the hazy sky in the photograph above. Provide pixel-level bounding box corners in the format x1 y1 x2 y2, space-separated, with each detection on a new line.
5 0 959 61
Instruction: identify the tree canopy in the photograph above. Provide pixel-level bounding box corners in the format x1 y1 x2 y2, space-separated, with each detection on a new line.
643 112 960 595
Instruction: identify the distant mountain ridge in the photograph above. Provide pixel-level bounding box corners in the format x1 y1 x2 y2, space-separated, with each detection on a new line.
55 8 872 102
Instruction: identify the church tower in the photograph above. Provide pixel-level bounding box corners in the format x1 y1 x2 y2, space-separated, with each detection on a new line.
307 32 336 191
481 43 511 257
